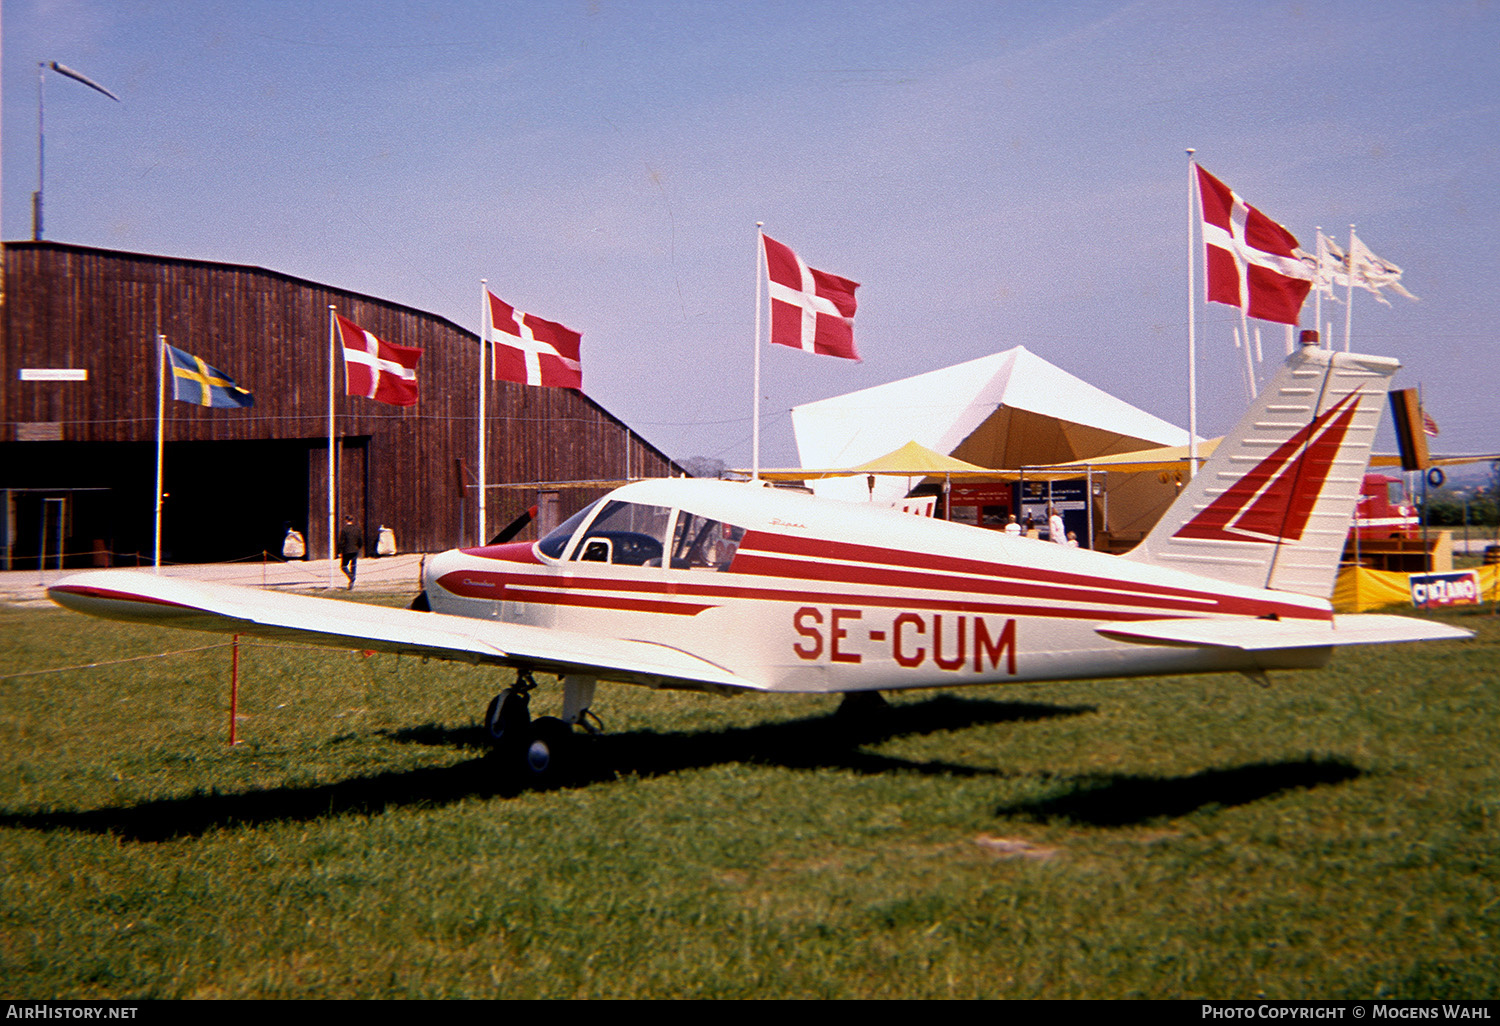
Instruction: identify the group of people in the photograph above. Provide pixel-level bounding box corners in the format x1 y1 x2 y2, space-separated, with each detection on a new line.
281 516 386 590
1003 506 1078 547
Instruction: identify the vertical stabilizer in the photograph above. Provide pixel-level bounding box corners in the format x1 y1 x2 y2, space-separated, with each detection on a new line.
1123 346 1399 598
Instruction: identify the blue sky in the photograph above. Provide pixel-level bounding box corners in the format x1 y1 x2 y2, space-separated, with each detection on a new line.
5 0 1497 469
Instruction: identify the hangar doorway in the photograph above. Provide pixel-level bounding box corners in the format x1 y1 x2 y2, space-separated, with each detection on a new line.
158 438 312 565
1 439 313 569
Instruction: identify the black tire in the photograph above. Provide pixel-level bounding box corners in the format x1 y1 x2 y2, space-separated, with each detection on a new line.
484 688 531 747
523 716 573 786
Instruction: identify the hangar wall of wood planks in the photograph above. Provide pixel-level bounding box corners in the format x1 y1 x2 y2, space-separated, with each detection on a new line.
0 241 680 569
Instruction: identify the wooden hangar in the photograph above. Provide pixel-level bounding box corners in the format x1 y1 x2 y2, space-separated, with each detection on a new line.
0 241 679 570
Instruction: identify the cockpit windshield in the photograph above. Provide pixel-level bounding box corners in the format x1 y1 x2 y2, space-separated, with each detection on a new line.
536 500 602 559
567 501 673 566
535 496 746 570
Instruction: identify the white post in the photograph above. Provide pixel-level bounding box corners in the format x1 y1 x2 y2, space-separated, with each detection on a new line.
34 63 45 240
1314 226 1324 346
153 332 166 571
753 222 765 482
1238 309 1257 401
478 279 488 547
1185 150 1198 472
1343 224 1355 352
328 306 337 590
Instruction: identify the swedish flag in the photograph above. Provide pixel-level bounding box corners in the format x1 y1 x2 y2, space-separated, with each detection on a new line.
167 345 254 408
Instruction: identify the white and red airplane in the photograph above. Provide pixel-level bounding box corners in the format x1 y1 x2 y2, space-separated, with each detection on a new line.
48 343 1471 782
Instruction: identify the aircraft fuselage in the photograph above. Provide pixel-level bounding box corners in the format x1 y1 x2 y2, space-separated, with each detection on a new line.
424 479 1334 694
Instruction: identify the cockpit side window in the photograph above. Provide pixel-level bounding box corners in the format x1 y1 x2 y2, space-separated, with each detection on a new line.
537 500 603 560
669 512 746 570
568 501 673 566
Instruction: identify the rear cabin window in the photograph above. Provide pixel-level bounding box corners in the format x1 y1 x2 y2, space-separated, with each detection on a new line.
669 512 746 571
569 501 673 566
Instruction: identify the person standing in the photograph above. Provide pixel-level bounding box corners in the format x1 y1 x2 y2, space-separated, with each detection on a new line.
337 515 363 590
1048 506 1066 545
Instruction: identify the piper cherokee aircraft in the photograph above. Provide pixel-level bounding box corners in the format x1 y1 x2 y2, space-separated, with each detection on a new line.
48 342 1472 783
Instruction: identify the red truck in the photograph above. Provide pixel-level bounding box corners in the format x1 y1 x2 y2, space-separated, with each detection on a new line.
1353 473 1419 540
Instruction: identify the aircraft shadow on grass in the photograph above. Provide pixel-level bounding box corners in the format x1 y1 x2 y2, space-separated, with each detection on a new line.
1 695 1070 841
993 758 1364 827
0 694 1358 841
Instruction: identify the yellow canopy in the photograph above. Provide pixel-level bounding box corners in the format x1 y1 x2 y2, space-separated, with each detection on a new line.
744 437 1239 485
742 440 1003 482
848 440 993 475
1031 438 1223 475
1034 442 1497 475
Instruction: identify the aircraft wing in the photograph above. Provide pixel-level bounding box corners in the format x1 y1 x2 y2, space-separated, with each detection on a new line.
1096 614 1473 651
47 570 765 693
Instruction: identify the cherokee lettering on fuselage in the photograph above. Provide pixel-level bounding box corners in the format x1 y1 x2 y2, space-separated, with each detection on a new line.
793 606 1017 674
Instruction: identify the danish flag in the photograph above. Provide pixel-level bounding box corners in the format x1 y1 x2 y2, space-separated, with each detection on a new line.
1197 166 1313 326
336 315 422 407
763 234 860 360
1173 390 1362 544
486 292 582 390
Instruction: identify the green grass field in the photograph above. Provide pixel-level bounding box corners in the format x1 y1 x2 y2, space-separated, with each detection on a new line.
1 596 1497 999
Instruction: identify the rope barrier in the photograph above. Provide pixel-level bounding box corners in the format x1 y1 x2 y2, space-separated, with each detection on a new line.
0 635 404 685
7 545 423 573
0 642 233 683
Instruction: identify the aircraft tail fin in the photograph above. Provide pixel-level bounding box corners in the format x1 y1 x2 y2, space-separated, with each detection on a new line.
1123 344 1399 599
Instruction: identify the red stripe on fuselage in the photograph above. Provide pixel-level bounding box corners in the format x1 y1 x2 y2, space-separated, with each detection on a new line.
436 543 1328 624
732 531 1328 621
500 587 714 616
729 552 1223 616
458 541 541 563
737 531 1227 603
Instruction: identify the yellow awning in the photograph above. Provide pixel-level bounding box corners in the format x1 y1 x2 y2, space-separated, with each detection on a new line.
740 440 1005 482
1031 438 1223 475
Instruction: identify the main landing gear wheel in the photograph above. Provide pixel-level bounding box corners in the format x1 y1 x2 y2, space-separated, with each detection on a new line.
482 672 589 787
523 716 574 786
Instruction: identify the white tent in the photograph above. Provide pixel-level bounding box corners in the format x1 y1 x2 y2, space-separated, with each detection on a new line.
791 346 1191 543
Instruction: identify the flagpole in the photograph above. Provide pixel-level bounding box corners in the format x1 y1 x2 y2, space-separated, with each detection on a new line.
1239 308 1257 401
753 222 765 482
1185 150 1198 472
1314 226 1324 347
154 331 166 571
478 279 488 547
1344 224 1355 352
328 305 337 591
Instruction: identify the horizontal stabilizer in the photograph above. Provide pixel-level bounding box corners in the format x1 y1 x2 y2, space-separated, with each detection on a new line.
48 570 764 693
1097 614 1473 651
